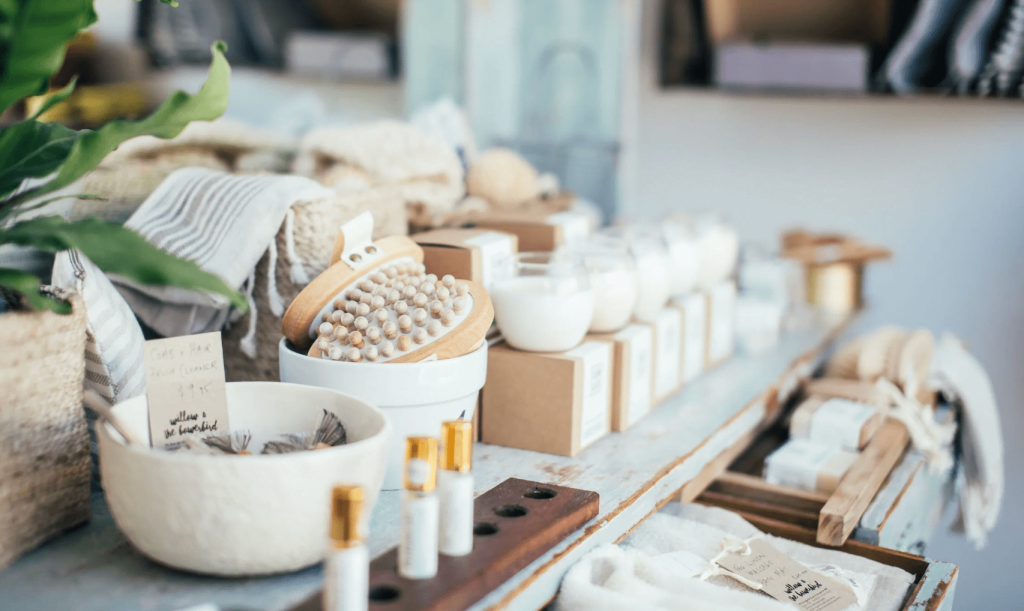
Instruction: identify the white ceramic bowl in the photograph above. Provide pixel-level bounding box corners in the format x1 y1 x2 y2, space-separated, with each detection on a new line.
280 339 487 490
97 382 390 576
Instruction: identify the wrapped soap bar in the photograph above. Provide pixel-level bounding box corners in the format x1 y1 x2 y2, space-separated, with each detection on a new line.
764 439 859 494
790 396 882 450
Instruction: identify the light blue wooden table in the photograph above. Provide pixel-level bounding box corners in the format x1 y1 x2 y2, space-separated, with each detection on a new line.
0 317 956 611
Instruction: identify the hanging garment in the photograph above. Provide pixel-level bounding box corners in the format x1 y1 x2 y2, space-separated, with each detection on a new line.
930 333 1004 548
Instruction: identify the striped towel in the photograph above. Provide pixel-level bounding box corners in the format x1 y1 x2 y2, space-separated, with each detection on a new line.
111 168 333 353
52 249 148 489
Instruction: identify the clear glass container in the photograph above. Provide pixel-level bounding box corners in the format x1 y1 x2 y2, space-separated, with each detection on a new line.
491 252 594 352
669 213 739 291
600 225 672 323
565 235 639 333
660 218 700 298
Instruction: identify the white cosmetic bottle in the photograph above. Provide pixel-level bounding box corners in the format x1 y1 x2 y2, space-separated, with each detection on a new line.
323 485 368 611
399 437 440 580
438 420 474 556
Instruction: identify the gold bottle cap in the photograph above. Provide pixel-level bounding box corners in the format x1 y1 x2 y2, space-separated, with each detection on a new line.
330 485 364 548
404 437 437 492
440 420 473 472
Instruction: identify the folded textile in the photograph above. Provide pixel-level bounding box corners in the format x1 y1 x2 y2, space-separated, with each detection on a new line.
293 119 465 219
557 503 915 611
930 333 1004 548
112 168 333 344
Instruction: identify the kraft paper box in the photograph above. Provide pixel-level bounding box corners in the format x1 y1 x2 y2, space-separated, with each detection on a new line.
471 200 590 252
413 228 518 291
481 341 612 457
705 280 737 368
671 292 708 384
588 324 654 432
639 308 684 404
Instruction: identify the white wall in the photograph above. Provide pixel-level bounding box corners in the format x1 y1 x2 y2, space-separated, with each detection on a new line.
630 7 1024 606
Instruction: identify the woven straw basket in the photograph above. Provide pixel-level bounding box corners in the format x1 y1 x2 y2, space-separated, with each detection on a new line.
0 288 91 570
222 187 407 382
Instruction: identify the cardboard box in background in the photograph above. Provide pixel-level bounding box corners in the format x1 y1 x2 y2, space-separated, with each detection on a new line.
413 228 518 291
672 292 708 384
714 43 870 92
706 280 738 368
589 324 654 432
471 199 591 252
481 341 612 457
643 308 684 404
704 0 891 44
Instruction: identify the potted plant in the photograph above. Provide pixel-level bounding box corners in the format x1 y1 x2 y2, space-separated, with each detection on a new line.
0 0 245 570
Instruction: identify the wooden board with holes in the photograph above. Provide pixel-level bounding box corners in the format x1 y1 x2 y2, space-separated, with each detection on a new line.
290 479 598 611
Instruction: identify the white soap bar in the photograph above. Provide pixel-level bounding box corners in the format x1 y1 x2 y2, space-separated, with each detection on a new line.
790 397 882 451
764 439 859 494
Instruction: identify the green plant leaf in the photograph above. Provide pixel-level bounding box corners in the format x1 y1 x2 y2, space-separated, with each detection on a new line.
0 216 248 311
0 266 70 313
4 41 231 209
0 119 77 200
27 75 78 120
0 0 97 114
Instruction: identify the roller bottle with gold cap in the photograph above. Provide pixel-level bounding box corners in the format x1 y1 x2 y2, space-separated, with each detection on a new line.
323 485 368 611
399 437 439 579
438 419 474 556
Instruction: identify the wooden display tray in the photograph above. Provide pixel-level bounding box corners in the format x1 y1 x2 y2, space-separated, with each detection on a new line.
291 478 599 611
692 506 958 611
706 414 910 546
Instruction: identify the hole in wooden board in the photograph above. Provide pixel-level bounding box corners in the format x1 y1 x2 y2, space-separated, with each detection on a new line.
523 487 557 500
369 584 401 602
474 522 500 536
493 504 528 518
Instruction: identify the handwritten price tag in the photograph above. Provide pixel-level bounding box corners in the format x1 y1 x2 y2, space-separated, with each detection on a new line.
142 331 229 447
714 538 857 611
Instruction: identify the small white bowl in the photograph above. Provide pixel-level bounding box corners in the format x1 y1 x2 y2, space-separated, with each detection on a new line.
97 382 390 576
280 339 487 490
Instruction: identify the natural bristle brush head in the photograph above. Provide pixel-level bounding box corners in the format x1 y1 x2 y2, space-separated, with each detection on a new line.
283 218 493 364
301 259 492 364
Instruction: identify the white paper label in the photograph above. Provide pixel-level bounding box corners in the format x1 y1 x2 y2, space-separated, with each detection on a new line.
438 470 474 556
545 211 590 247
142 331 228 448
464 231 515 291
654 308 682 398
708 281 737 363
675 292 707 382
764 439 843 491
715 538 858 611
615 324 653 426
808 398 878 450
399 492 439 579
566 342 611 449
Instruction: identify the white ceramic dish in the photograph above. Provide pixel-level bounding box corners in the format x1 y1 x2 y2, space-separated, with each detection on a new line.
280 339 487 490
97 382 390 577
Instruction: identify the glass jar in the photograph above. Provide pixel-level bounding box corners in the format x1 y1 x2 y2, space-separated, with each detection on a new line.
566 235 639 333
490 252 594 352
